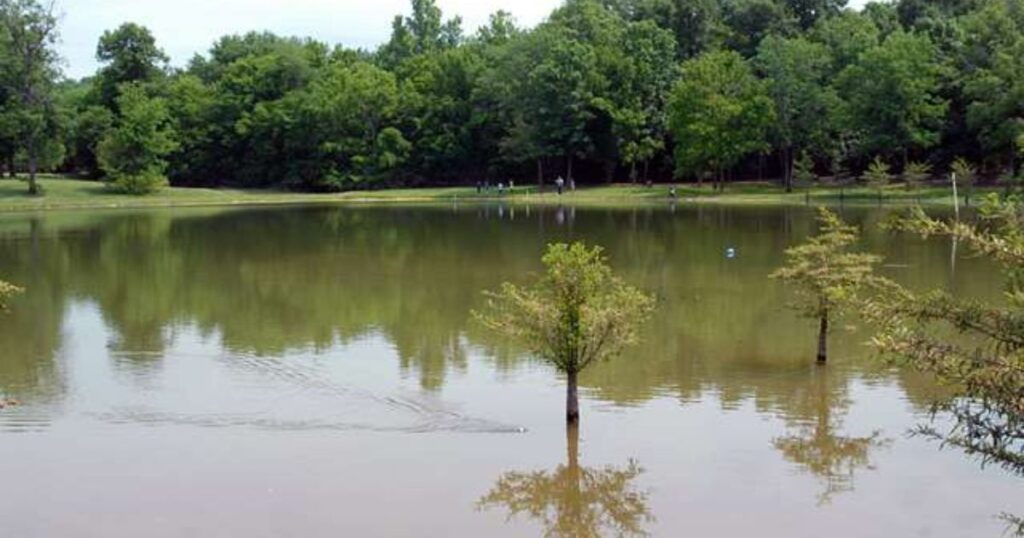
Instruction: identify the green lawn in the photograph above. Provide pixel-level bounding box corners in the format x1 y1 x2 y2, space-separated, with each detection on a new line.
0 175 988 213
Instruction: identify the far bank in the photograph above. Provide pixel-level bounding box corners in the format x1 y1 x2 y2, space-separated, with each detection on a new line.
0 176 993 214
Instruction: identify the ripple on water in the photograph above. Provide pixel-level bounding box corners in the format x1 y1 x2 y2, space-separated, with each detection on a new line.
94 349 527 435
0 409 52 433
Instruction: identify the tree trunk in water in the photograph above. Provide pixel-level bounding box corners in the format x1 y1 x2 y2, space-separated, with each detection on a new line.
817 314 828 363
566 421 579 469
566 370 579 424
565 421 582 524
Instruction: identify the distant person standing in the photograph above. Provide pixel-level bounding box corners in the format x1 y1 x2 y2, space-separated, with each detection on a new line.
569 178 575 191
555 176 565 195
476 181 482 194
498 182 505 195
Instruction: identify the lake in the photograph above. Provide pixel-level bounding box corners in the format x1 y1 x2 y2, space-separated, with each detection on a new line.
0 203 1018 537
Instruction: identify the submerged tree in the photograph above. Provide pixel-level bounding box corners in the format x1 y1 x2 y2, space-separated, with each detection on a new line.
792 150 816 204
867 196 1024 534
950 157 977 207
475 242 655 424
862 156 892 203
902 160 931 194
478 423 651 537
0 278 21 310
771 208 884 363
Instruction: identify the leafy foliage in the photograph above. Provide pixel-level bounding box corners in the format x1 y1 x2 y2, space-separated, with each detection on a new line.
668 50 775 185
866 196 1024 532
0 0 61 194
862 157 892 197
902 160 931 191
951 156 977 204
97 84 178 194
771 208 885 357
475 242 655 377
0 278 20 311
4 0 1024 194
950 156 976 188
95 22 167 108
835 31 947 160
755 35 837 188
792 150 816 190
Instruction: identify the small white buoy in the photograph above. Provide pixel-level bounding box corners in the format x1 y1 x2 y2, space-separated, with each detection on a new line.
726 247 737 259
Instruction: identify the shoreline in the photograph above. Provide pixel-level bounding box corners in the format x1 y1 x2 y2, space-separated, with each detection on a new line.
0 177 985 214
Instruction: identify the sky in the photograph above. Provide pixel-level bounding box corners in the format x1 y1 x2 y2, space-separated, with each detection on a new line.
57 0 871 80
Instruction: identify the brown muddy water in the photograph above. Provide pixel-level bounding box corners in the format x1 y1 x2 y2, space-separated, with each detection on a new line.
0 203 1018 537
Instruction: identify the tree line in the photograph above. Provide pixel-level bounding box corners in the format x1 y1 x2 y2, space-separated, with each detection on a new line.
0 0 1023 193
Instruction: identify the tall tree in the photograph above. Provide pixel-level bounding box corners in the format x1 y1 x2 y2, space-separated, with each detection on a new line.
95 23 168 109
0 0 60 195
668 50 775 189
394 47 483 182
961 0 1024 171
756 35 838 190
836 31 948 165
97 83 178 194
608 20 677 182
722 0 797 57
490 7 606 184
783 0 847 30
379 0 462 67
809 10 881 75
248 61 409 190
628 0 722 59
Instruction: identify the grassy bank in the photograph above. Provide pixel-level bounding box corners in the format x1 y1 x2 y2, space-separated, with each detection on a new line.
0 176 991 213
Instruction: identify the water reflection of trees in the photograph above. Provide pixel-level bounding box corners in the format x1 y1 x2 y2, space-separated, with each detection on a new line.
0 218 68 405
770 366 890 503
0 205 1002 410
479 424 651 537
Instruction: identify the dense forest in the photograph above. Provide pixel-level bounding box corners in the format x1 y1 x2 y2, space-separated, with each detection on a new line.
0 0 1023 193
